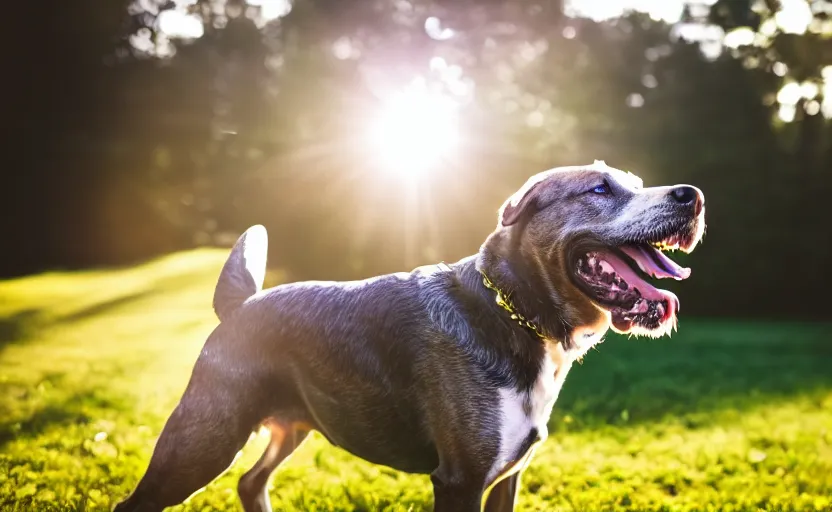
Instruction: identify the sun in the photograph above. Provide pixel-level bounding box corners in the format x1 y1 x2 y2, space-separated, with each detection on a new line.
366 79 460 180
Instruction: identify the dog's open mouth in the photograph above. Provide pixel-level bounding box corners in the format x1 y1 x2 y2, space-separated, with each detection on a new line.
575 234 695 337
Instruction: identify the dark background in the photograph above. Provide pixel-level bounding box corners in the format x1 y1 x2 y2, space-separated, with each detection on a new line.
4 0 832 319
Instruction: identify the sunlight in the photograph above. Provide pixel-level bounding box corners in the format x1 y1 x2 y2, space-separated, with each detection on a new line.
823 66 832 119
776 79 825 121
566 0 688 23
777 81 803 106
246 0 292 22
775 0 812 34
158 9 204 39
157 0 291 38
425 16 455 40
366 79 460 180
723 27 755 48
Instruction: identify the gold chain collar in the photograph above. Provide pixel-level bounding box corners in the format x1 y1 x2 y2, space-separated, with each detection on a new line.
479 271 545 339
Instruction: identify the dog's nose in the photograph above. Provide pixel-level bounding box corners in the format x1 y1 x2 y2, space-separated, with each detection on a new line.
669 186 697 204
669 185 703 215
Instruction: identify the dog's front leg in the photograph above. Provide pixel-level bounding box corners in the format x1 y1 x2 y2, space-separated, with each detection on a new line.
430 467 487 512
483 473 520 512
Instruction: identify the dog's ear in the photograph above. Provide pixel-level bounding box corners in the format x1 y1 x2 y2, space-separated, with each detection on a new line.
500 179 546 226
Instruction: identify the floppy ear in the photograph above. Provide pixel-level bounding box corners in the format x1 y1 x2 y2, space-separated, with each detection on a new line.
500 179 545 226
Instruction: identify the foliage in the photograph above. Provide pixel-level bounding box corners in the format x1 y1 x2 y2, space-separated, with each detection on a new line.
1 252 831 511
5 0 832 318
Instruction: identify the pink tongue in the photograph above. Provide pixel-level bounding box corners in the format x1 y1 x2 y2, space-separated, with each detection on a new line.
597 252 681 319
620 245 690 281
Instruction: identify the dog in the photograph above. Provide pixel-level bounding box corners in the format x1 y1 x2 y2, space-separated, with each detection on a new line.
114 161 705 512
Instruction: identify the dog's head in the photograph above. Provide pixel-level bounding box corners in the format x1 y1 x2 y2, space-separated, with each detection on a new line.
492 161 705 339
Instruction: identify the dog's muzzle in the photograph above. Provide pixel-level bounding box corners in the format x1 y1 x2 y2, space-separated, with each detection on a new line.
572 195 705 338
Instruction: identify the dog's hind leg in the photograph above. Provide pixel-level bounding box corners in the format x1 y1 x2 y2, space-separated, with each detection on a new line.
114 381 261 512
238 419 310 512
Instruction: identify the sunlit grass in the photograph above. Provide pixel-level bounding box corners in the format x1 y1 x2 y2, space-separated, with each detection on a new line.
1 251 831 511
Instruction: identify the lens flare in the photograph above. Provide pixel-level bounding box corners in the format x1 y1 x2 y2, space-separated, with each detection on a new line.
367 79 459 180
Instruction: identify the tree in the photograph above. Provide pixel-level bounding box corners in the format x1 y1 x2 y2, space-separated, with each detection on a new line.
6 0 829 318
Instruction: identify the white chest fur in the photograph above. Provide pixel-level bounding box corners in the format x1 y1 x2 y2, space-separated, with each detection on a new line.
486 335 603 485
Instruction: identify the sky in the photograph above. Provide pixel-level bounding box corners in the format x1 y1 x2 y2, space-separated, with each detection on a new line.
157 0 817 41
156 0 697 39
566 0 692 23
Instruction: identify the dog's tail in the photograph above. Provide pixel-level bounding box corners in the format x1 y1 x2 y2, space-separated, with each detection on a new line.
213 225 268 322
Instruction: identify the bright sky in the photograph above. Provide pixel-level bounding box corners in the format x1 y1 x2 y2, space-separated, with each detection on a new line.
566 0 690 23
156 0 816 40
154 0 694 39
568 0 813 35
158 0 291 39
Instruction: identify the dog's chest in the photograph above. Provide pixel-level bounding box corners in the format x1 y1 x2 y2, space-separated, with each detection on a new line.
488 344 574 482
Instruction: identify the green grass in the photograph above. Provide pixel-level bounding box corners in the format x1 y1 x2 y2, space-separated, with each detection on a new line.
1 250 831 511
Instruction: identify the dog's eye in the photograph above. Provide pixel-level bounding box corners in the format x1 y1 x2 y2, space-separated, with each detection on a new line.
590 182 611 195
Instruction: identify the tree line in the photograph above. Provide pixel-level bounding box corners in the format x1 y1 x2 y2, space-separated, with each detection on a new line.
5 0 831 319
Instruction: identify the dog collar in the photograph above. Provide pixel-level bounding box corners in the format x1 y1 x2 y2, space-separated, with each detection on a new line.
479 271 545 339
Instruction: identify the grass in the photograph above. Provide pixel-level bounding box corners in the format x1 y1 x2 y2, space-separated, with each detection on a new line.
1 250 831 512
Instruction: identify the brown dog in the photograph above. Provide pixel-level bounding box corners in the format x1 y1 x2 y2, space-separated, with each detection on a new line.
115 161 705 512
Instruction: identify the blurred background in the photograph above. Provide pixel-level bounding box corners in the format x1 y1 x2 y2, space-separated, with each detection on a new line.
5 0 832 319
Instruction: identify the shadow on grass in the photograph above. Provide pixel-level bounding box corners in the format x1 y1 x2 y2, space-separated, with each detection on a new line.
58 290 154 325
0 309 44 347
0 291 154 353
0 375 127 449
550 320 832 432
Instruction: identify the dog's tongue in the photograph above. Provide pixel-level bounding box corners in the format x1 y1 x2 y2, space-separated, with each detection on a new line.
595 251 681 320
621 245 690 281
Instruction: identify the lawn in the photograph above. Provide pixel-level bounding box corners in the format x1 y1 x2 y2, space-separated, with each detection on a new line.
1 250 831 512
